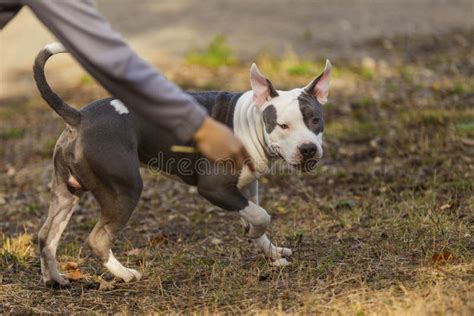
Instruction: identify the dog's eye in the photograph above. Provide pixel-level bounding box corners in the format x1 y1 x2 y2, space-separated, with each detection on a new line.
312 117 320 125
279 123 289 130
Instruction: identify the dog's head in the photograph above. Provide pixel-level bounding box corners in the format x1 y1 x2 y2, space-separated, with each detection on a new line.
250 60 332 172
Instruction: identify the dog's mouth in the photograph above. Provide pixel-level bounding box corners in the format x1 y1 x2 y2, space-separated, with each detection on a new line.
281 155 320 172
291 159 319 172
272 146 320 172
276 151 320 172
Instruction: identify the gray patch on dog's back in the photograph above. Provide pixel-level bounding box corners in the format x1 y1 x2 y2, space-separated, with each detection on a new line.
187 91 243 129
297 92 324 134
262 105 277 133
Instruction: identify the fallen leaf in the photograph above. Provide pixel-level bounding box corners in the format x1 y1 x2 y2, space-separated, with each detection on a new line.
64 269 83 281
64 261 78 271
148 234 168 247
432 250 454 264
62 261 83 280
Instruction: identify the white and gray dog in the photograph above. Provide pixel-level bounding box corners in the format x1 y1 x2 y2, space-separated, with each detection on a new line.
34 43 332 286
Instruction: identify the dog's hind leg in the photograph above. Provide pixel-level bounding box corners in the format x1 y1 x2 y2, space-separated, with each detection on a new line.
39 156 80 287
87 174 143 283
240 181 292 265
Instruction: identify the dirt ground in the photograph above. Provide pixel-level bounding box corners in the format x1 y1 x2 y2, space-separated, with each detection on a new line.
1 2 474 315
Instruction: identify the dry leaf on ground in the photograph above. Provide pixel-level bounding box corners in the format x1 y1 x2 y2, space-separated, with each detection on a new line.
432 251 454 264
63 261 83 281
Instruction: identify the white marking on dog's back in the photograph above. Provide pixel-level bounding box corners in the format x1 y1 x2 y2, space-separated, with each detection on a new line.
110 99 129 115
45 42 66 55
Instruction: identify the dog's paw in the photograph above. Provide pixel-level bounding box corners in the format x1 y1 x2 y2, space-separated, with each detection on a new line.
265 245 293 260
271 258 291 267
121 268 142 283
276 246 292 257
43 273 71 288
104 253 142 283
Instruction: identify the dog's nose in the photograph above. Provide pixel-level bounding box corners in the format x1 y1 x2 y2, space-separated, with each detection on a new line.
299 143 318 159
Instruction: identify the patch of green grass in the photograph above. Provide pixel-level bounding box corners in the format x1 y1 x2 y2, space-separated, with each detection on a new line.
286 61 314 76
350 121 381 141
352 65 375 80
0 127 25 140
256 49 330 79
358 96 375 107
399 66 415 84
416 111 451 126
60 242 83 259
455 121 474 137
1 233 34 268
327 120 381 142
439 179 473 193
0 107 19 120
77 218 97 231
25 203 40 215
400 109 474 129
187 35 238 68
450 83 465 95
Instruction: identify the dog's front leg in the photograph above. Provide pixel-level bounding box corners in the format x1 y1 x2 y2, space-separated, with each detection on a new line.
240 181 292 266
198 177 269 237
198 176 292 265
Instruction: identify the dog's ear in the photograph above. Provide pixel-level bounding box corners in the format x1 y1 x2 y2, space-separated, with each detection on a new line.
304 59 332 104
250 63 279 107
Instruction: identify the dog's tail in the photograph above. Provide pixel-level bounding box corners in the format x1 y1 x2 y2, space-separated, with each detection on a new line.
33 42 81 126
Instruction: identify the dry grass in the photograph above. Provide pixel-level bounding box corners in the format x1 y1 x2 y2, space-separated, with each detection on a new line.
1 30 473 315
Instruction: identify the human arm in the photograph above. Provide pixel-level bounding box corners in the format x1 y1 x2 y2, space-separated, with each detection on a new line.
23 0 253 170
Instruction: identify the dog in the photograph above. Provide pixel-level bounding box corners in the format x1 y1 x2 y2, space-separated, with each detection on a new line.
34 42 331 286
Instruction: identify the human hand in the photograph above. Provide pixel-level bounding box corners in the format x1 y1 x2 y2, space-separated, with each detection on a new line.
193 117 255 172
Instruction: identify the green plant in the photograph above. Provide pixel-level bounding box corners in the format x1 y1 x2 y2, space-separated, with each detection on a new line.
186 35 238 68
455 121 474 137
0 127 25 140
1 233 34 267
286 62 314 76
